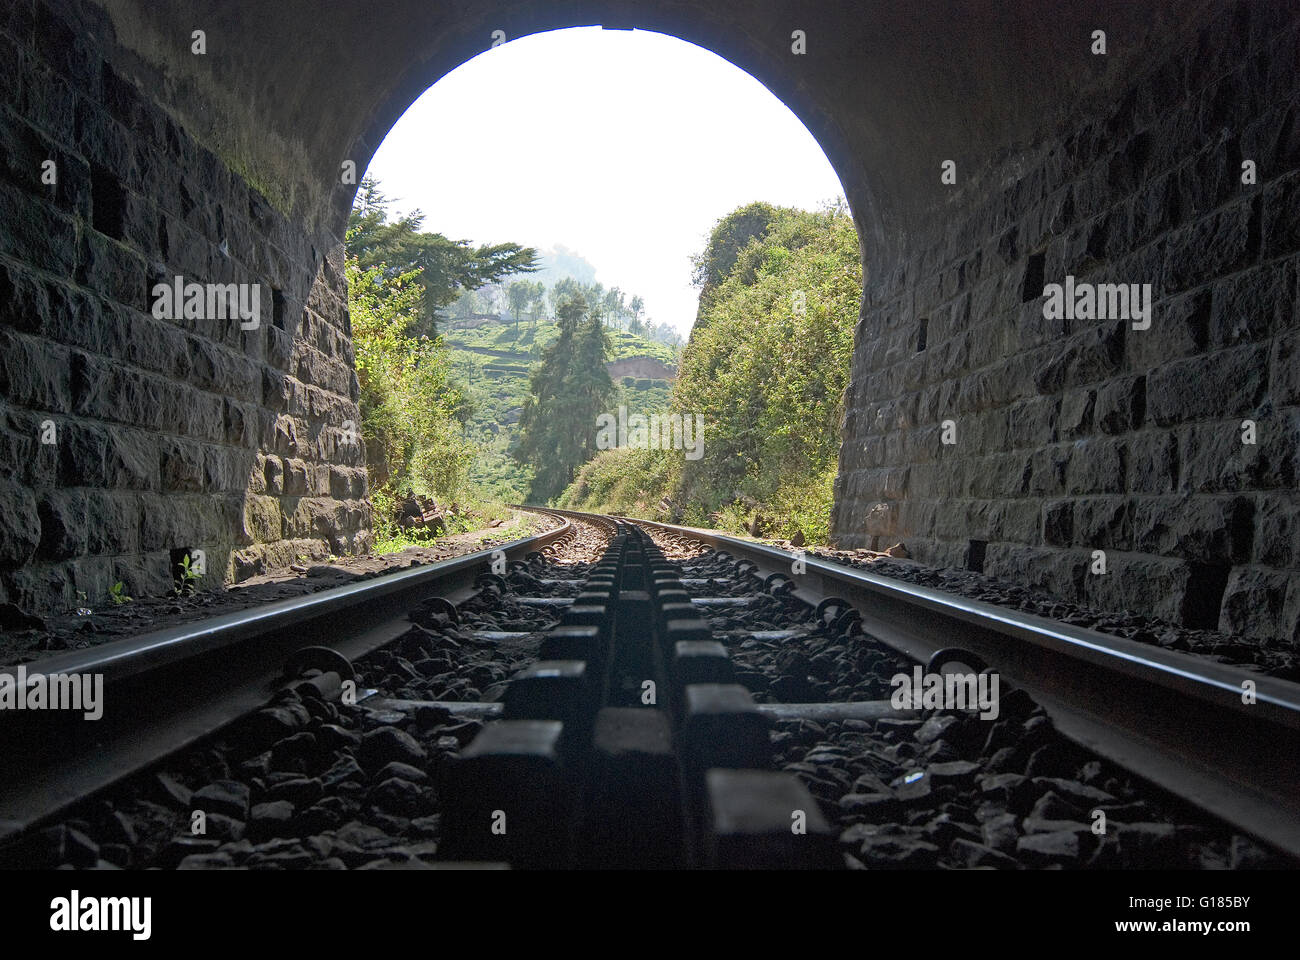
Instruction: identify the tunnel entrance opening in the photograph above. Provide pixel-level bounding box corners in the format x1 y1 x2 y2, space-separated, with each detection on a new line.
351 25 858 531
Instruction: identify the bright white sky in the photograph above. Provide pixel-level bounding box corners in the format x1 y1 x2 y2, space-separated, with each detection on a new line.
367 27 846 335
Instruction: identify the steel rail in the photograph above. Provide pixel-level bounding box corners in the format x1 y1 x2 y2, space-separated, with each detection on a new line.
536 510 1300 859
0 519 573 845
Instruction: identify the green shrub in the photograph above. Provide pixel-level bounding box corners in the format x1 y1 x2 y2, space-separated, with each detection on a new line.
347 255 473 540
556 447 679 516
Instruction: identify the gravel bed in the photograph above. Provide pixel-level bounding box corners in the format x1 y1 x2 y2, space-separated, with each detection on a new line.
775 703 1291 869
668 547 913 703
354 560 593 704
649 530 1296 868
0 548 594 870
0 684 473 870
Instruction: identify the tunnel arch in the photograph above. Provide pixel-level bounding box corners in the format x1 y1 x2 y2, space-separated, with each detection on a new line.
95 0 1205 287
4 0 1298 644
348 23 861 343
336 14 884 285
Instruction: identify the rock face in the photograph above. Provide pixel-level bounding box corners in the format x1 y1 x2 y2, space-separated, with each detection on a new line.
832 6 1300 642
605 356 676 381
0 2 372 611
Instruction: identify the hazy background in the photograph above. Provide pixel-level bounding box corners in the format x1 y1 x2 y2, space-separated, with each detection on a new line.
367 26 847 335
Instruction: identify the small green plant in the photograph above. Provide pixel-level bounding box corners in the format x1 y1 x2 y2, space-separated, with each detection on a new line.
176 554 202 596
108 581 132 605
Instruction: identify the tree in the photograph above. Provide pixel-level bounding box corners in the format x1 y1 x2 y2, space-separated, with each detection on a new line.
574 308 614 408
479 285 504 316
450 287 492 319
514 294 614 502
506 280 532 337
584 282 606 324
604 287 624 330
551 276 581 310
348 175 539 336
528 281 548 331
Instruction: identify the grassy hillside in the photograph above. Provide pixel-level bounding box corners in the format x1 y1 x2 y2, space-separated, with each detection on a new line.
442 317 678 500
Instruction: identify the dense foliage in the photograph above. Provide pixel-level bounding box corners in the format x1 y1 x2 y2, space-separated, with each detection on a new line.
558 201 861 545
442 317 676 501
345 253 473 539
689 201 781 323
556 446 677 516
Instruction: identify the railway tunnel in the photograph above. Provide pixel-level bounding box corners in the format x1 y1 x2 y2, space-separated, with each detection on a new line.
1 0 1298 648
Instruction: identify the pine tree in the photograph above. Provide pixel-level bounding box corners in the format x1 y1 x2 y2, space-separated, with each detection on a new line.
574 309 615 412
514 294 613 502
347 175 539 336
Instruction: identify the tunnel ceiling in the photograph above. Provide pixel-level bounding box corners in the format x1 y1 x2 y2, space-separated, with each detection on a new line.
89 0 1211 270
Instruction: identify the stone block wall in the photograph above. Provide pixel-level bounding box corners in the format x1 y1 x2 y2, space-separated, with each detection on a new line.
833 4 1300 641
0 0 370 612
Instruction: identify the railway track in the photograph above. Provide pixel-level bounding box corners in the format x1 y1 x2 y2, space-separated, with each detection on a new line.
1 508 1296 868
0 517 583 851
602 512 1300 864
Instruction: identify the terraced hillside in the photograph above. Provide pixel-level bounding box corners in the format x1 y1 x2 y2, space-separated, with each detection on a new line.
442 318 680 499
